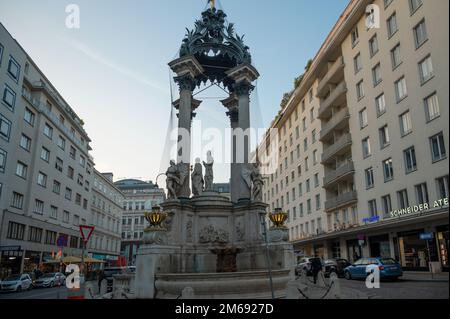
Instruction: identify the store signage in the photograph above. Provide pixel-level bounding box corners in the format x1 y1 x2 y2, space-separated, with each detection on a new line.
389 197 449 218
362 216 380 223
420 233 434 240
0 246 21 252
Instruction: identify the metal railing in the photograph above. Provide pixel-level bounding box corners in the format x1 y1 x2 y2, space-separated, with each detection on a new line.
317 57 345 96
323 161 355 187
321 133 352 163
318 81 347 117
320 108 350 141
325 191 358 211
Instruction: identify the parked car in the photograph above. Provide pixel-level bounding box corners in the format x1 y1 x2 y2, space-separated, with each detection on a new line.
295 257 323 276
0 274 33 292
323 258 351 278
344 257 403 280
33 272 66 288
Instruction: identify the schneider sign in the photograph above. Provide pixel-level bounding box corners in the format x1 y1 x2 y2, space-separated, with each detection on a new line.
389 197 449 218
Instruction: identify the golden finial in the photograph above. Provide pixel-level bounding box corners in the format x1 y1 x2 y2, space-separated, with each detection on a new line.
208 0 215 9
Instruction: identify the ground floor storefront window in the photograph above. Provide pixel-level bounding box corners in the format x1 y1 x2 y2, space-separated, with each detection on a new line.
369 234 391 258
0 249 23 279
437 225 449 271
346 239 363 263
23 251 41 273
398 229 429 270
331 241 341 258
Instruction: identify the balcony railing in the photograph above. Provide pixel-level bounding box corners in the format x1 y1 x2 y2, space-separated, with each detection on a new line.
318 81 347 117
325 191 358 211
317 57 345 97
321 133 352 163
323 161 355 187
320 108 350 141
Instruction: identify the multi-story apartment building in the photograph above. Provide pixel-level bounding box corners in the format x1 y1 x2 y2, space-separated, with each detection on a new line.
262 0 449 272
0 23 94 276
114 179 165 265
88 171 123 266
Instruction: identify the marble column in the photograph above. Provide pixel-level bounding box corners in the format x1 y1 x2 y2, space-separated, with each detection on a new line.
234 81 254 201
174 74 196 198
223 95 240 203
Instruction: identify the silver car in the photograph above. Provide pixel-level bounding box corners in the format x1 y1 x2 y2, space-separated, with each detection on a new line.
0 274 33 292
34 272 66 288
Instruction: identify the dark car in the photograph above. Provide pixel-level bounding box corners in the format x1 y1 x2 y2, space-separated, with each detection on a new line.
323 258 351 278
295 257 323 276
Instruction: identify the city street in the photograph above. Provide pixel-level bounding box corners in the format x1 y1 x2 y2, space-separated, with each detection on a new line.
0 286 69 299
339 277 449 299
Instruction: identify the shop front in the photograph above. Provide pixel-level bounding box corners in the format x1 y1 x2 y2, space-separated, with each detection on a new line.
397 229 432 271
23 251 41 273
436 225 449 271
0 246 23 279
369 234 391 258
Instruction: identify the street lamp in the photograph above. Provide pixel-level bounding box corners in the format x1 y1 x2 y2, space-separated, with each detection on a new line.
154 173 166 189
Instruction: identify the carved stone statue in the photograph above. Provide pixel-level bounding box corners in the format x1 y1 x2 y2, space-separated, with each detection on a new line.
191 158 204 197
250 162 264 202
203 151 214 192
166 160 181 200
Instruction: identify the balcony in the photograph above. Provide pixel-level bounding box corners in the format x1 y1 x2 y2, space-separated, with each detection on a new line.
317 57 345 97
325 191 358 212
318 81 347 119
323 161 355 188
319 108 350 141
321 133 352 164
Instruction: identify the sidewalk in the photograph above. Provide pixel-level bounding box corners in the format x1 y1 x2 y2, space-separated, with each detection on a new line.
402 271 449 282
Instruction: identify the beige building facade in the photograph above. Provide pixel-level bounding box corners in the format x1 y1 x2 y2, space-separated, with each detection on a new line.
0 23 95 276
262 0 449 272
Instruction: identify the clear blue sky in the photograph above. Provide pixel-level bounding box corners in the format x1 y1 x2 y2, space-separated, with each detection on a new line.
0 0 348 183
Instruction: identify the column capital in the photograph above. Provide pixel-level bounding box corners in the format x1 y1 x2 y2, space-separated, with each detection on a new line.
174 74 197 92
233 81 255 96
226 108 239 123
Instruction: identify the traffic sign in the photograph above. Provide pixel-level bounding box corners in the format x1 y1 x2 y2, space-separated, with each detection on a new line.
57 235 68 247
79 225 95 243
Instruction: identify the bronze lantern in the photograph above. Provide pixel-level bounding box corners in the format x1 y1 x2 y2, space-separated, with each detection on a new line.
268 208 288 229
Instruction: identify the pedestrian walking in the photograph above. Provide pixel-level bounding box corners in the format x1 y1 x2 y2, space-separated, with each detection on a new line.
311 257 322 285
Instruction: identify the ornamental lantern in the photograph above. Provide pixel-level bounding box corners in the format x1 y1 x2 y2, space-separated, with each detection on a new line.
144 206 168 232
268 208 288 229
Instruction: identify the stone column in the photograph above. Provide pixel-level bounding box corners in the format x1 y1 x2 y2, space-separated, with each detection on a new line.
234 81 254 201
173 74 196 198
222 95 240 203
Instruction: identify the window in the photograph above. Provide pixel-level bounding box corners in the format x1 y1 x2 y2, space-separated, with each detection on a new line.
0 113 12 141
382 195 392 217
413 20 428 48
418 55 434 84
55 157 63 172
312 129 317 144
63 211 70 223
45 230 57 245
69 146 76 159
0 44 3 66
306 179 311 193
397 189 409 209
24 108 35 126
372 63 382 86
303 138 308 152
75 193 82 205
359 108 368 129
375 93 386 116
379 125 390 148
307 199 312 214
11 192 24 209
387 13 398 38
0 148 6 173
395 77 407 102
369 35 379 57
28 226 42 243
67 166 74 179
57 136 66 150
50 206 58 219
315 194 321 210
65 187 72 200
436 176 449 199
409 0 422 14
7 222 25 240
314 173 319 187
16 162 27 179
79 156 86 167
7 56 21 82
430 132 446 162
391 43 402 69
415 183 429 205
309 89 313 102
299 203 304 217
362 137 371 158
365 167 375 189
384 0 393 8
19 134 31 152
368 200 378 217
2 85 16 111
356 80 365 100
43 123 53 139
383 158 394 182
424 93 440 122
37 172 47 187
302 118 307 131
404 147 417 173
34 199 44 215
354 53 362 73
351 27 359 47
399 111 412 136
299 183 303 197
40 147 50 162
310 108 314 123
